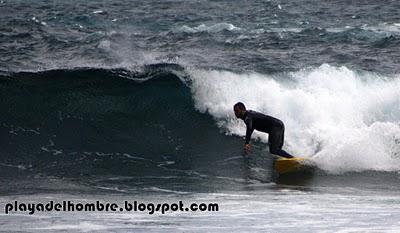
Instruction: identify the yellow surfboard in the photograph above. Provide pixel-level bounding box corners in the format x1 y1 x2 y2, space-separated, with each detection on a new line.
274 157 311 174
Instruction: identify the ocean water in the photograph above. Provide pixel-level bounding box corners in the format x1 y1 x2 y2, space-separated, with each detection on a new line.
1 0 400 232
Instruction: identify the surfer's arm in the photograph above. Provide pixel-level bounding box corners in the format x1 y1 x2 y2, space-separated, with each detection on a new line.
245 117 254 144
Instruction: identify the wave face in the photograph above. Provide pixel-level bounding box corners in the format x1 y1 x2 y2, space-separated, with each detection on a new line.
189 64 400 173
2 64 400 177
0 65 253 194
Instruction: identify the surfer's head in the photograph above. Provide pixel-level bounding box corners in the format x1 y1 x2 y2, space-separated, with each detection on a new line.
233 102 246 119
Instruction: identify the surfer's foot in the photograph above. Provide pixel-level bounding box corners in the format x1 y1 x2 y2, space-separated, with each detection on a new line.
272 149 294 158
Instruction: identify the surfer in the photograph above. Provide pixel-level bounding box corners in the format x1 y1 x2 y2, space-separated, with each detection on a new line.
233 102 293 158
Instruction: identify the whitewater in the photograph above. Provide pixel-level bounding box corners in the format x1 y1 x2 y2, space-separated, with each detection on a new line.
189 64 400 174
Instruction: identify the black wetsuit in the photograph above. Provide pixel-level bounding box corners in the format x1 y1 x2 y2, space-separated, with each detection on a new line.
243 110 293 158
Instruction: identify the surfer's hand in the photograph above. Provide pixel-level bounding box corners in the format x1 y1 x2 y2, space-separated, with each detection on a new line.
244 144 251 154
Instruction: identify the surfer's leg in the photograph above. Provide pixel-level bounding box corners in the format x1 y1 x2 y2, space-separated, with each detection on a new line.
269 127 293 158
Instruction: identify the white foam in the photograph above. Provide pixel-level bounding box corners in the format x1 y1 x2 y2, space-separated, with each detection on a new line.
362 22 400 36
97 40 111 51
33 222 108 232
188 64 400 173
31 16 47 26
268 27 303 33
178 23 241 33
146 187 191 195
